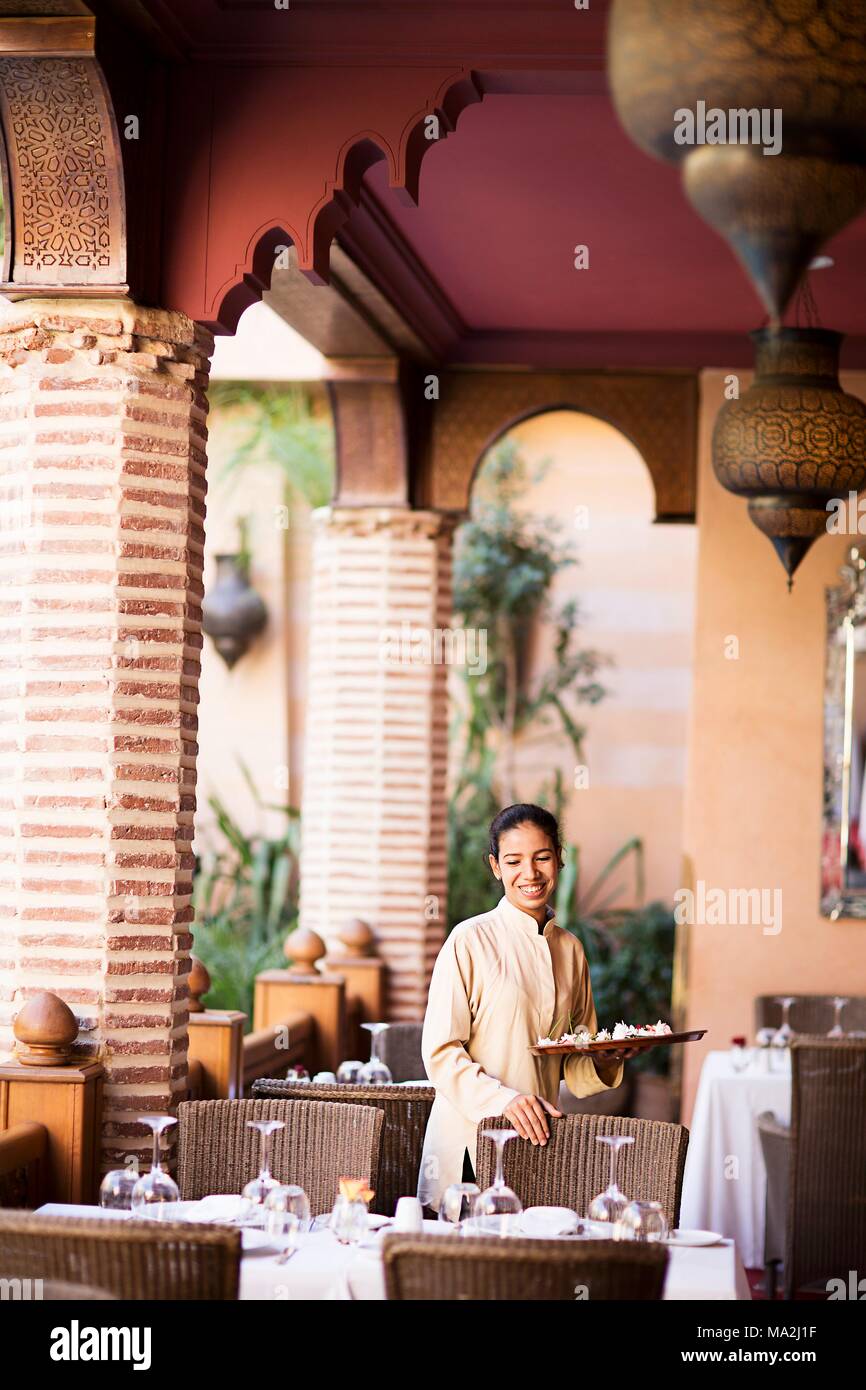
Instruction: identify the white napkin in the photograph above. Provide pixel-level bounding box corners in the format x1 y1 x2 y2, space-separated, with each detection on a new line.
519 1206 580 1237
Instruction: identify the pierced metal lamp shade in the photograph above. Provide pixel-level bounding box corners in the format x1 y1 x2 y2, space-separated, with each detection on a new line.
202 553 268 668
712 328 866 583
607 0 866 319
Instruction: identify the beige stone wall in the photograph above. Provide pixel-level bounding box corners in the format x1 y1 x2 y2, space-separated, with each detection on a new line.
194 402 318 851
472 410 698 908
680 368 866 1123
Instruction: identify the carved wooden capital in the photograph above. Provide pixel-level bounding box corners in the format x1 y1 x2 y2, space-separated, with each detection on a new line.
0 1 126 296
312 505 460 543
327 379 411 507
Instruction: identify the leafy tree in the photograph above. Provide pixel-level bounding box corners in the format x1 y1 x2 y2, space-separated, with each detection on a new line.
448 436 609 928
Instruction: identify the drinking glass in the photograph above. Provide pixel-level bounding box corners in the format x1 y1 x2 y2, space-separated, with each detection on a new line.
285 1065 310 1084
241 1119 285 1225
99 1163 139 1212
588 1135 634 1224
330 1194 370 1244
613 1199 668 1242
130 1116 179 1219
438 1182 480 1228
471 1129 522 1236
264 1184 311 1258
337 1059 364 1084
828 996 849 1039
729 1037 751 1072
358 1022 393 1084
772 996 797 1047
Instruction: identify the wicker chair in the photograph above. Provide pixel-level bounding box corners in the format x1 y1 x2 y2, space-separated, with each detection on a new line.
377 1023 427 1082
754 995 866 1036
176 1098 383 1216
382 1233 668 1300
251 1080 434 1217
782 1037 866 1298
475 1113 689 1228
0 1212 240 1300
756 1110 789 1300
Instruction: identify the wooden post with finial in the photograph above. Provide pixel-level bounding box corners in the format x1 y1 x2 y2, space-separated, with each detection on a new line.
0 991 104 1203
186 957 247 1100
252 926 346 1074
324 919 387 1059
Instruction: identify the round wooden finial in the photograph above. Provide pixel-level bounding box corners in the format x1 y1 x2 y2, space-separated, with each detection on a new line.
14 991 78 1066
188 956 211 1013
337 917 374 958
283 925 326 975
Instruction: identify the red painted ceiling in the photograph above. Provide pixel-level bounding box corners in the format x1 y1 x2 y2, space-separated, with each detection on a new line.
357 92 866 362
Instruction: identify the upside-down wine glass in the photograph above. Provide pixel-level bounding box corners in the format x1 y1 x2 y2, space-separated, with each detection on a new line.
130 1116 179 1219
588 1135 635 1224
772 996 797 1047
613 1199 669 1243
100 1160 140 1211
828 996 849 1039
471 1130 522 1236
438 1182 481 1228
358 1023 393 1084
242 1120 285 1225
337 1059 364 1084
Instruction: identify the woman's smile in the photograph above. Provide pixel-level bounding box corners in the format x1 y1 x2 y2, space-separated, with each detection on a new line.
519 883 547 900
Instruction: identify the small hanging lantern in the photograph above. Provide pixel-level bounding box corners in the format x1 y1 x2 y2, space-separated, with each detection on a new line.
712 327 866 585
202 518 268 668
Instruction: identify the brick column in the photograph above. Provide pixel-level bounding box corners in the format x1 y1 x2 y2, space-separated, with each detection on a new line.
298 507 455 1020
0 300 212 1169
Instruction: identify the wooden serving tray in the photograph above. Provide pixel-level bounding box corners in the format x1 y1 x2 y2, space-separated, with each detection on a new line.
529 1028 707 1057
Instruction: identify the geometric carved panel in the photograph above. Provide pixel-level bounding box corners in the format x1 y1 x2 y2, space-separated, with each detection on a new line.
424 369 699 520
0 55 125 288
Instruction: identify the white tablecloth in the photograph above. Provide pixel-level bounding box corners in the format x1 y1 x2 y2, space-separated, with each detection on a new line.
35 1206 750 1301
680 1049 791 1270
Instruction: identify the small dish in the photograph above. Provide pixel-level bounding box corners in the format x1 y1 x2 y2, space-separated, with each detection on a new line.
664 1228 724 1247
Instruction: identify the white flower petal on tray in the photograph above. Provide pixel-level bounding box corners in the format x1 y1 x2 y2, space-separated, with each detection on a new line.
536 1020 673 1046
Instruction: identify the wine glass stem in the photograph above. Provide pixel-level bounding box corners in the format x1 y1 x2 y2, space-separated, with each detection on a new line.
370 1034 380 1064
151 1127 161 1174
608 1144 617 1193
261 1130 272 1182
494 1138 505 1188
782 1000 791 1031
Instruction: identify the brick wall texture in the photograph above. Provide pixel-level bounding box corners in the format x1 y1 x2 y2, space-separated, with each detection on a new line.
0 299 213 1166
299 507 453 1020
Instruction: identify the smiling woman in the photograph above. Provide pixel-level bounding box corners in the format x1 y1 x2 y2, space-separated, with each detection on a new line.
417 803 640 1212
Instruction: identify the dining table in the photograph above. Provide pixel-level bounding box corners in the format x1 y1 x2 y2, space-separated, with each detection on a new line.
34 1203 751 1301
679 1047 791 1270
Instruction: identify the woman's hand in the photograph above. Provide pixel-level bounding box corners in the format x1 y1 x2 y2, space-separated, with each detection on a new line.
592 1046 642 1063
503 1094 563 1145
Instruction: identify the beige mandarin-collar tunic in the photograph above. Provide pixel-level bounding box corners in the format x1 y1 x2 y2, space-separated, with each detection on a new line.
417 896 623 1209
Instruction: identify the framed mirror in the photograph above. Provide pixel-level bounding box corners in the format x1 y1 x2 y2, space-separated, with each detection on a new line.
822 546 866 918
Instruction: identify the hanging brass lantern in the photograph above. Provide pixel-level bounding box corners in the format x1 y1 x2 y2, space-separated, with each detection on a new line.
607 0 866 320
712 328 866 584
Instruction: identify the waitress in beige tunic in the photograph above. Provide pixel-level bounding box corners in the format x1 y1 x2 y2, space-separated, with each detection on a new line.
418 803 638 1211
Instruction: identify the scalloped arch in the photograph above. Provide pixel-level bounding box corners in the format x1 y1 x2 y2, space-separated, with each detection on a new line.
211 70 484 334
469 402 660 508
